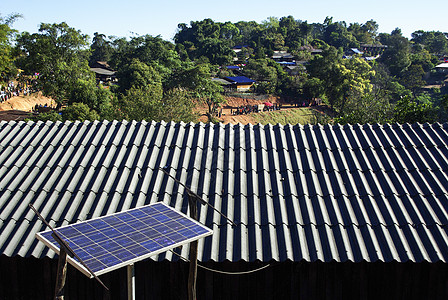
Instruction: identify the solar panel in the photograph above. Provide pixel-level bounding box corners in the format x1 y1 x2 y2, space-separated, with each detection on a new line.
36 202 213 277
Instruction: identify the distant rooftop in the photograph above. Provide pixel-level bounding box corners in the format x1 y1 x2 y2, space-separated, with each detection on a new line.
224 76 255 84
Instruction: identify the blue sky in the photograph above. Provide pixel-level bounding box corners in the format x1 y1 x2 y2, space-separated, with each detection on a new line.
1 0 446 42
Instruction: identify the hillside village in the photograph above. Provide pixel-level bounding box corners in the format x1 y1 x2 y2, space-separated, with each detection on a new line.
1 16 448 125
1 15 448 300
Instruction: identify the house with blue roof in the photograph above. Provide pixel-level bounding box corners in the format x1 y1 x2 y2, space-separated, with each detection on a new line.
224 76 256 91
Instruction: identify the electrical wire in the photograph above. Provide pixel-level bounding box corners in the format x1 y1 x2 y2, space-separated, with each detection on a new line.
169 249 271 275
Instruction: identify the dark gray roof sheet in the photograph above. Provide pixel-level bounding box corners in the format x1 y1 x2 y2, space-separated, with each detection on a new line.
1 120 448 262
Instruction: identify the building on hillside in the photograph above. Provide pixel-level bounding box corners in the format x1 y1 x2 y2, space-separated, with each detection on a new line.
310 48 323 55
211 77 233 91
277 61 305 75
360 44 387 56
224 65 243 75
232 45 251 63
89 61 116 84
1 121 448 299
223 76 256 92
435 62 448 74
345 48 364 57
272 51 295 63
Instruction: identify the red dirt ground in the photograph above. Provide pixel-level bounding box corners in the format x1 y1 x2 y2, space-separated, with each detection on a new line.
0 93 329 125
0 92 55 122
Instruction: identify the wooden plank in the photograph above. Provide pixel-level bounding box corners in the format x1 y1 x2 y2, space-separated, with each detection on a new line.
54 247 68 300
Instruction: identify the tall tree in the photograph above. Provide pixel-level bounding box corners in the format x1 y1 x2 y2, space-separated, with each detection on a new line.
393 95 435 124
308 47 373 113
89 32 114 65
400 64 426 97
0 13 21 83
15 22 92 106
378 28 411 77
115 58 163 95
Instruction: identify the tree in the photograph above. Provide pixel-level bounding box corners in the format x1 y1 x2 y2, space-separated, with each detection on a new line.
119 86 163 121
0 13 21 83
115 58 163 95
409 48 438 72
400 64 426 97
110 34 182 84
118 86 197 122
15 22 92 106
158 89 198 123
69 78 116 119
393 95 435 124
243 58 281 94
89 32 114 65
303 77 325 100
378 28 411 77
308 48 374 113
348 20 378 45
62 102 100 121
412 30 448 55
335 93 391 124
197 38 234 65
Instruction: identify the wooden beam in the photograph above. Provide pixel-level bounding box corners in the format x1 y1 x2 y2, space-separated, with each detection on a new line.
127 264 135 300
54 247 68 300
188 195 199 300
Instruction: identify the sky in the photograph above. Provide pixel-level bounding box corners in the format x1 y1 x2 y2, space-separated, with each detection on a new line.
1 0 447 42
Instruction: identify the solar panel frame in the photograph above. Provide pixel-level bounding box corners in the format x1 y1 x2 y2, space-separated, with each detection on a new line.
36 202 213 278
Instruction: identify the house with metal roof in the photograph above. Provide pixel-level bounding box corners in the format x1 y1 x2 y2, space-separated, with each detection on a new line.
224 76 256 92
435 62 448 73
89 61 116 84
1 120 448 299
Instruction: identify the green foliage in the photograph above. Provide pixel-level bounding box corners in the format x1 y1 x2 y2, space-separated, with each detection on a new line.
409 49 438 72
307 48 374 113
89 32 114 65
303 77 325 100
116 58 163 95
109 34 182 84
198 80 225 117
335 93 391 125
400 64 426 97
69 78 116 119
158 89 198 123
118 86 162 121
62 102 100 121
34 111 63 122
15 22 91 105
196 38 234 65
412 30 448 55
348 20 378 45
378 29 411 77
118 86 197 122
392 95 435 124
243 58 281 94
8 16 448 126
0 13 21 83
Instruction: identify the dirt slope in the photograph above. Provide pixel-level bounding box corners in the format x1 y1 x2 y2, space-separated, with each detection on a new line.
0 93 55 121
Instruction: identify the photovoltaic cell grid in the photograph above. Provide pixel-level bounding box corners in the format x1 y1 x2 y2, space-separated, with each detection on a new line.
36 202 213 277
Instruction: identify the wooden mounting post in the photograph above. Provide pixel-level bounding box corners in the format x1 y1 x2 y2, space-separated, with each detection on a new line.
188 194 199 300
54 247 68 300
127 264 135 300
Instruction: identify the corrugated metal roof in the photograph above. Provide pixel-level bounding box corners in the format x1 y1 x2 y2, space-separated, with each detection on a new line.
1 120 448 263
224 76 256 84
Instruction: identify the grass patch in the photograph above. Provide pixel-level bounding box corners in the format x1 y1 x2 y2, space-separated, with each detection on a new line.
252 107 330 125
